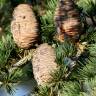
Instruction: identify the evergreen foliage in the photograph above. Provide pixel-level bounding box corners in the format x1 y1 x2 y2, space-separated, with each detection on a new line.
0 0 96 96
39 0 58 43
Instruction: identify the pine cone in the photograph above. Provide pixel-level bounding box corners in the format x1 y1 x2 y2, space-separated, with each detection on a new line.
54 0 82 42
32 43 57 85
11 4 38 49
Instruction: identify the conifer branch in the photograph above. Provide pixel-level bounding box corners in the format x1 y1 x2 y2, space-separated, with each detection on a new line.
9 49 35 72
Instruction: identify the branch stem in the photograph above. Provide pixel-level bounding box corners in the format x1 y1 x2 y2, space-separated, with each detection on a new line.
9 49 35 72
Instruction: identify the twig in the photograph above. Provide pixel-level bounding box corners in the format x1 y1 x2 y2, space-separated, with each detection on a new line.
9 49 35 72
65 42 87 79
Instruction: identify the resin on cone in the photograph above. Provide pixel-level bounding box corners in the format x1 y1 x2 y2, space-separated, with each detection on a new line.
54 0 82 42
32 43 57 85
11 4 38 49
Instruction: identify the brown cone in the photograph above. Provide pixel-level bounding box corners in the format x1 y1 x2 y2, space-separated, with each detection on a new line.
11 4 38 49
32 43 57 85
54 0 82 42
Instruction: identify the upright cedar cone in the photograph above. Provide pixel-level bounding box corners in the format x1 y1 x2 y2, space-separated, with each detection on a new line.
11 4 38 49
32 43 57 85
54 0 82 42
